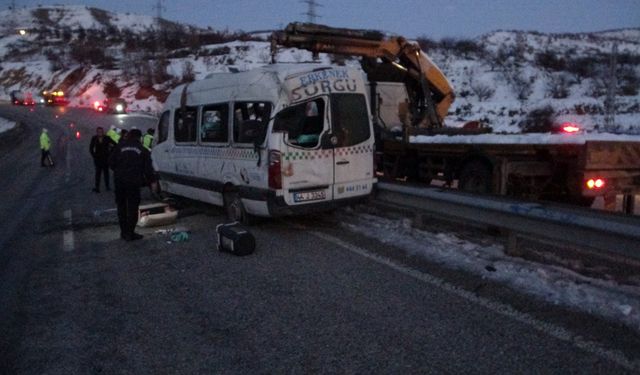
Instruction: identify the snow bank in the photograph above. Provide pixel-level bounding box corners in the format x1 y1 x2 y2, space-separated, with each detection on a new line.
411 132 640 144
340 211 640 332
0 116 16 134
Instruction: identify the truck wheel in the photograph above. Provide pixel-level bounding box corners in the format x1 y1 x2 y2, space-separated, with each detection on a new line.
459 161 493 194
224 191 251 225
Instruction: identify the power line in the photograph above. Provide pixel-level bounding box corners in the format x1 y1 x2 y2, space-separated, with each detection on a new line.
301 0 322 23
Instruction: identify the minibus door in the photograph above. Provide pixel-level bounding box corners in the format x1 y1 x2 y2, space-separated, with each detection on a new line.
329 93 375 199
274 97 334 206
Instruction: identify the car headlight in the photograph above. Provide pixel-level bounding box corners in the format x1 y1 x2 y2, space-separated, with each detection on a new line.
115 104 124 112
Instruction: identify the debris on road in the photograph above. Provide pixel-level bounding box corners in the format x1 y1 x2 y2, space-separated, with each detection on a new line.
170 231 190 242
217 222 255 256
138 202 177 227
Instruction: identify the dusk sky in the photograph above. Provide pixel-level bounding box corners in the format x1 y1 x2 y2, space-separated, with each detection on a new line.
4 0 639 39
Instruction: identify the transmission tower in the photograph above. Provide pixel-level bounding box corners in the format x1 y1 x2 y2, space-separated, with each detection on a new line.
7 0 17 34
604 43 617 132
301 0 322 23
152 0 166 55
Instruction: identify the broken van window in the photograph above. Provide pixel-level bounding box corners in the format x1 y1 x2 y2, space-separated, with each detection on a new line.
273 98 325 148
233 102 272 144
157 110 170 145
201 104 229 143
330 94 370 147
174 107 198 143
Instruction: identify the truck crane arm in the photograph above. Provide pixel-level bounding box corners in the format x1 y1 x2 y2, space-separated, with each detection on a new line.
271 22 455 128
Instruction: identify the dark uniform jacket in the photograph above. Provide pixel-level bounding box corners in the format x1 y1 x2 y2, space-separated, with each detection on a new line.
89 135 115 163
108 138 156 188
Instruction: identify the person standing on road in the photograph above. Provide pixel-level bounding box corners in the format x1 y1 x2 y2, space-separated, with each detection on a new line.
89 126 115 193
142 128 155 150
106 125 120 143
39 128 53 167
108 128 157 241
118 128 129 144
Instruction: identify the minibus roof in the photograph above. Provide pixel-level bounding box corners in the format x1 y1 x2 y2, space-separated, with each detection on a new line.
164 64 361 108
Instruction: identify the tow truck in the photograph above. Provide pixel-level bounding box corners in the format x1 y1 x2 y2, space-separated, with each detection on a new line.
271 23 640 213
42 90 69 106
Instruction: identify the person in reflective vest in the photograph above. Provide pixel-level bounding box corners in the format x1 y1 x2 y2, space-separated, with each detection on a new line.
106 125 120 143
40 128 53 167
142 128 155 150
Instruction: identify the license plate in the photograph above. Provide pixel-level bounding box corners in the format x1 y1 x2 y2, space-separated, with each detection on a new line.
293 190 326 202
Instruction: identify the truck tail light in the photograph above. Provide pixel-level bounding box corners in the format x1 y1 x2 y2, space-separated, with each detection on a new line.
586 178 605 189
561 122 580 133
268 150 282 190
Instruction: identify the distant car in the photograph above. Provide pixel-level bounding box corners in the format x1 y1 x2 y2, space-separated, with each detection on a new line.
32 94 46 105
10 90 35 106
94 98 127 114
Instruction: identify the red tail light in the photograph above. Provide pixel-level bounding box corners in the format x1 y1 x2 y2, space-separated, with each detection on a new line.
561 122 580 133
586 178 605 189
75 131 81 139
268 150 282 190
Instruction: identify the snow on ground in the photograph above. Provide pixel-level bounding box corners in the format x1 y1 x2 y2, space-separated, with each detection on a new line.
412 132 640 144
340 210 640 332
0 116 16 134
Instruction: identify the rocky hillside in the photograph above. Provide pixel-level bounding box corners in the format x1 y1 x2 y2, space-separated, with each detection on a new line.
1 5 638 133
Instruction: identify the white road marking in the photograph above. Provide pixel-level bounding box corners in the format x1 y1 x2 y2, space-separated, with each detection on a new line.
306 229 640 372
65 130 72 183
63 209 74 252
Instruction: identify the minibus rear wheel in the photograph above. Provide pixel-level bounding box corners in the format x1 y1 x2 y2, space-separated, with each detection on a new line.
224 191 251 225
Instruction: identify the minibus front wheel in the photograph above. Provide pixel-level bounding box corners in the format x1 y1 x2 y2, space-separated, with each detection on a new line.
224 190 252 225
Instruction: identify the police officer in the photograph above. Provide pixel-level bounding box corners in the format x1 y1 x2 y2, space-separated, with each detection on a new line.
108 128 157 241
106 125 120 143
89 126 115 192
40 128 53 167
143 128 155 150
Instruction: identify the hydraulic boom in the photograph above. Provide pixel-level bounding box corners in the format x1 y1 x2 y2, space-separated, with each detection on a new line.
271 22 455 129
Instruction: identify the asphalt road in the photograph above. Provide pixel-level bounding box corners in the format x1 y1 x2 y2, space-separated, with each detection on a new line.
0 104 639 374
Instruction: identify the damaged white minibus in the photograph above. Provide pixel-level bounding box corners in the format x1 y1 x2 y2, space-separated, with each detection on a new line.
152 64 376 223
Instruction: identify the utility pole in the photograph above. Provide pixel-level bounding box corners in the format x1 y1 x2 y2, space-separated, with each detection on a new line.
152 0 166 56
301 0 321 23
604 43 617 132
301 0 322 60
7 0 17 35
151 0 168 84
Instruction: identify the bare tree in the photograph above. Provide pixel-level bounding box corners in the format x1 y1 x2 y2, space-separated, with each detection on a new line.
547 72 572 99
506 69 533 101
181 61 196 83
468 71 495 101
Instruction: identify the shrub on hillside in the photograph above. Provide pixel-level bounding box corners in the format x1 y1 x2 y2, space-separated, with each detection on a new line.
181 61 196 83
547 73 573 99
619 67 639 96
103 79 121 98
535 50 565 71
519 105 555 133
69 42 106 65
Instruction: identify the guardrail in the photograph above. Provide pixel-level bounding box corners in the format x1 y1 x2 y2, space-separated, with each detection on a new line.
375 182 640 261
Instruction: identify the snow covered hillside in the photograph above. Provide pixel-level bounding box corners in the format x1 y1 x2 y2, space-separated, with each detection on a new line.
0 5 638 133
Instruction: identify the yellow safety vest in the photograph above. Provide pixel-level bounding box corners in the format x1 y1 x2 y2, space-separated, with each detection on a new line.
143 134 154 150
40 132 51 151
